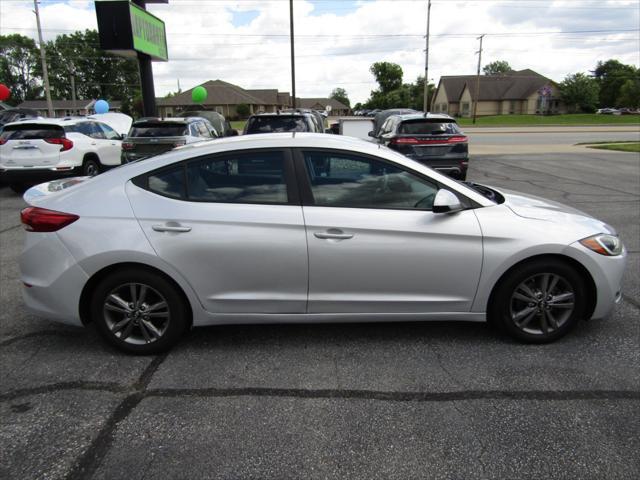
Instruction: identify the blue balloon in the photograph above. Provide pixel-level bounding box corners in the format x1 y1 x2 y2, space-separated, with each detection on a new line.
94 99 109 114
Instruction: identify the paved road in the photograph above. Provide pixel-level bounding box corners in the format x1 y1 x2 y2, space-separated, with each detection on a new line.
1 148 639 479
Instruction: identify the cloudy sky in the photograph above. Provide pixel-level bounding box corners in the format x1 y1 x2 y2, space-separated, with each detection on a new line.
1 0 638 104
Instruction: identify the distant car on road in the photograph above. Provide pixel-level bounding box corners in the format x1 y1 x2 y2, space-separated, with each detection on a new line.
243 112 324 134
0 117 124 192
18 133 626 353
370 113 469 180
596 108 621 115
121 117 217 163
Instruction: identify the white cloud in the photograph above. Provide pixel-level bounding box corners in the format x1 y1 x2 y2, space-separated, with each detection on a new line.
1 0 638 104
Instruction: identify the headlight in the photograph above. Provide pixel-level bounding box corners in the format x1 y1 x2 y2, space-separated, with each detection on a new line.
580 234 623 256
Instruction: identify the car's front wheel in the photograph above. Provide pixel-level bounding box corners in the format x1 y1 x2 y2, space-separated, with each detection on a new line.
490 259 588 343
91 268 189 354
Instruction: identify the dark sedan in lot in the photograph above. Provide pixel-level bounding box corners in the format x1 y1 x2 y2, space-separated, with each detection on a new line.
370 113 469 180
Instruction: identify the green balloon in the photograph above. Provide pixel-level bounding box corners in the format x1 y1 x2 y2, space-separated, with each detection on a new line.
192 86 207 103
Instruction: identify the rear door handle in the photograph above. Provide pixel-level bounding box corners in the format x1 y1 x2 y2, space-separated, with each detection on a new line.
314 230 353 240
152 224 192 233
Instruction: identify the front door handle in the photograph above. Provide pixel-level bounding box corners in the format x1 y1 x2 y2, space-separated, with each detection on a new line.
152 224 192 233
314 230 353 240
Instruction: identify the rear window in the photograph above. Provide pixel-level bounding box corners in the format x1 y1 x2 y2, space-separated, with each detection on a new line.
245 116 309 134
129 122 188 138
0 124 65 141
399 120 461 135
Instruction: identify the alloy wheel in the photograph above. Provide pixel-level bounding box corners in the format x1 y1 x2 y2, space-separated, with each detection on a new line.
509 273 575 335
102 282 170 345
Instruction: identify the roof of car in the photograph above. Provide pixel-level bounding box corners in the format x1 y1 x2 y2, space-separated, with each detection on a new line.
132 117 203 124
2 117 101 128
389 113 457 122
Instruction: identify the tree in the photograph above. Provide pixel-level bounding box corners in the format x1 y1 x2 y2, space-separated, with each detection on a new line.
0 34 42 104
618 78 640 108
330 87 350 108
593 59 637 107
559 73 599 113
483 60 512 76
236 103 250 118
44 30 140 114
370 62 403 94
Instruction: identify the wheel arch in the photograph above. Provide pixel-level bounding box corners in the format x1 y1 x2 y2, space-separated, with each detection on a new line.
79 262 194 328
486 253 597 321
83 152 102 167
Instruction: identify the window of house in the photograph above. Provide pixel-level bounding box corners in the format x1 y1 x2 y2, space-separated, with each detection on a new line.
461 103 470 115
303 151 438 210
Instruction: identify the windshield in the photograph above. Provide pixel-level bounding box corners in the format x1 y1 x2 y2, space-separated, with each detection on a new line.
129 122 188 137
245 116 309 133
399 120 461 135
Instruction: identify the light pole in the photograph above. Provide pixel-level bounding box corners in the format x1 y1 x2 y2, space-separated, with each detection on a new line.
472 34 484 124
33 0 54 117
423 0 431 112
290 0 296 109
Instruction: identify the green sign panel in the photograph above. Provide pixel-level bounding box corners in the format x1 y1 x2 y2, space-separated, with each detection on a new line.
129 2 168 61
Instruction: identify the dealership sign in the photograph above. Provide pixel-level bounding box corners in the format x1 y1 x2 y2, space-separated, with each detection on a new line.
95 1 168 61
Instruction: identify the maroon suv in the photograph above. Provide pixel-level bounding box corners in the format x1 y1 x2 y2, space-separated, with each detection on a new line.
371 113 469 180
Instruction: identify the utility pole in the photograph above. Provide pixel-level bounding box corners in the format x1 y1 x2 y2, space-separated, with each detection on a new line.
33 0 54 117
289 0 296 108
472 34 484 124
422 0 431 112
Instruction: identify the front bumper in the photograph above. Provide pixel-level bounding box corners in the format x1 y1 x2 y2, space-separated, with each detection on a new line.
567 241 627 319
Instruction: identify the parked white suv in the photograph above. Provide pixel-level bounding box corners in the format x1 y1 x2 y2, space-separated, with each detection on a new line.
0 117 124 192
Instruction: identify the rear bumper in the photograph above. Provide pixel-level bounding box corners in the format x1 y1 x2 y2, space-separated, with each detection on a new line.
0 166 82 185
20 232 87 326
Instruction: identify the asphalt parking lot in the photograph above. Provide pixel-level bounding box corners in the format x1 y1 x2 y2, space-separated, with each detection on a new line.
1 146 639 479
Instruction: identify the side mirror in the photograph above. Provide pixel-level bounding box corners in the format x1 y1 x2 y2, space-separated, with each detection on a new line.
433 189 464 214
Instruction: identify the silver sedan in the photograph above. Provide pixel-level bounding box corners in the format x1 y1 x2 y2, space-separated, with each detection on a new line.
19 133 626 353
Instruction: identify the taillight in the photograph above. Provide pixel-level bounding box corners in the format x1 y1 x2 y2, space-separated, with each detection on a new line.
390 136 468 145
44 138 73 151
20 207 79 232
122 142 134 150
0 138 6 145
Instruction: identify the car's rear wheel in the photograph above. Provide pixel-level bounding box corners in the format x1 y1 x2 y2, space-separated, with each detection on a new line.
91 268 189 354
490 259 588 343
83 158 101 177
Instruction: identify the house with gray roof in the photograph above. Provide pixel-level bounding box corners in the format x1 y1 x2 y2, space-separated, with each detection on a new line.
297 97 350 116
16 99 122 117
432 69 566 117
157 80 292 119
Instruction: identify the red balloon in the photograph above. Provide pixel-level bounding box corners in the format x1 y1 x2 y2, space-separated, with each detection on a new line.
0 84 10 101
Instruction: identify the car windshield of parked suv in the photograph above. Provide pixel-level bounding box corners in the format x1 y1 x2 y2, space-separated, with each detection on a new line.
129 122 188 137
245 116 308 133
399 120 461 135
0 123 65 140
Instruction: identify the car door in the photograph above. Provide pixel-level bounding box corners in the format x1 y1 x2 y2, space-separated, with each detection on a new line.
126 148 308 314
296 148 483 314
97 122 123 166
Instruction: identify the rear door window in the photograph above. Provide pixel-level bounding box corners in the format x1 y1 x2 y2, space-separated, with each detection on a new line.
129 123 188 137
187 151 289 203
0 124 65 141
399 120 461 135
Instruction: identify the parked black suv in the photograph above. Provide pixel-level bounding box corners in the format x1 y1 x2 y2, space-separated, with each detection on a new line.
122 117 217 163
178 110 238 137
370 113 469 180
243 111 324 135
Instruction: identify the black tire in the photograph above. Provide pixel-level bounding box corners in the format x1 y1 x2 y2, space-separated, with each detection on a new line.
9 183 28 194
83 157 101 176
90 268 189 354
489 259 588 343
